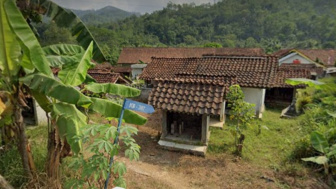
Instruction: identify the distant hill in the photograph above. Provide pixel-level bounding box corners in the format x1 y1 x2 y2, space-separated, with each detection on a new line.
72 6 140 25
86 0 336 63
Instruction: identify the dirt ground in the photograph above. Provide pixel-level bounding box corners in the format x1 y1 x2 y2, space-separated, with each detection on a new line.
118 111 329 189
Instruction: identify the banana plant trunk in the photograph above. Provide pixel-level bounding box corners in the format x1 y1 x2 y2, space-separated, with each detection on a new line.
46 123 71 188
13 99 35 178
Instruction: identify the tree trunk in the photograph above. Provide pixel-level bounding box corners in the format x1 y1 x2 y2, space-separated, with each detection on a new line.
237 134 245 156
0 174 14 189
46 124 71 188
14 103 35 178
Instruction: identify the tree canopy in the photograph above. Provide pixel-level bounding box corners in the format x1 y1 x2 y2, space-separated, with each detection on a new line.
71 0 336 63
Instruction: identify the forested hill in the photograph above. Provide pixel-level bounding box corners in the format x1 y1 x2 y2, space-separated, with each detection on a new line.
85 0 336 62
72 6 139 25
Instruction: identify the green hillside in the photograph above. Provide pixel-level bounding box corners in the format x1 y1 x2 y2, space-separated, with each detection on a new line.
72 6 139 25
75 0 336 63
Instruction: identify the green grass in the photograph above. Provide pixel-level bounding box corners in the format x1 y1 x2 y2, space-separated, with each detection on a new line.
0 126 48 188
26 126 48 172
208 108 309 171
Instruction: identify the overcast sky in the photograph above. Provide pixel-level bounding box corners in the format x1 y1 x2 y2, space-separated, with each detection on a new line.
52 0 214 14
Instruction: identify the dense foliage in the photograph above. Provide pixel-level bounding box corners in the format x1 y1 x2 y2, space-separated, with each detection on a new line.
70 0 336 63
292 78 336 185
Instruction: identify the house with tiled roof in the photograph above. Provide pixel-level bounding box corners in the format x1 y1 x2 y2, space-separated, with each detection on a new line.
265 65 312 107
274 48 336 78
88 63 132 84
117 47 266 79
139 55 279 155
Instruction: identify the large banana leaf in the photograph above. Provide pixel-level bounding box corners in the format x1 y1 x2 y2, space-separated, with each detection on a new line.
58 42 94 86
31 0 106 62
90 97 147 125
43 44 85 67
51 102 87 154
30 90 52 112
85 83 141 97
21 73 92 107
0 0 21 82
4 0 52 76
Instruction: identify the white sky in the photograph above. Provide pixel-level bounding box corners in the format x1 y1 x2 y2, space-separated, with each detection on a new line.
51 0 214 13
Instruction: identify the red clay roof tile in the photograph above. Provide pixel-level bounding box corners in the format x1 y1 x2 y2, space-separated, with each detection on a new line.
118 47 265 64
148 78 234 115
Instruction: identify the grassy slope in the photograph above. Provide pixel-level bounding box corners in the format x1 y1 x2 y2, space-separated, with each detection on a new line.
209 108 307 171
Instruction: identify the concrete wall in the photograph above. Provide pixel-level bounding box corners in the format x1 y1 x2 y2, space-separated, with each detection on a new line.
241 87 266 118
279 53 313 65
131 68 143 79
33 99 48 126
131 64 147 79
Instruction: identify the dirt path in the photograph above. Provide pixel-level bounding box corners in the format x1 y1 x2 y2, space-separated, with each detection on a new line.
119 111 329 189
121 157 191 189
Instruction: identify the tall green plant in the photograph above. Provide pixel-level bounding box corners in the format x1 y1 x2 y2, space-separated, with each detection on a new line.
226 85 255 156
302 131 336 185
1 0 147 187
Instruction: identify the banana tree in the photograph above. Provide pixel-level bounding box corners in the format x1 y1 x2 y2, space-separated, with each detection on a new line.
1 0 147 187
17 0 106 62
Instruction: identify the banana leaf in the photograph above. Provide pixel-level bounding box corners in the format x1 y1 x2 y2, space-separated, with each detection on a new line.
4 0 52 76
21 73 92 107
0 0 21 81
43 44 85 67
51 102 87 154
58 42 95 86
85 83 141 97
90 97 147 125
30 90 52 112
32 0 106 62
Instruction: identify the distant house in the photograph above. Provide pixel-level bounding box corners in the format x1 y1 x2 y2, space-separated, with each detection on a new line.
117 47 266 78
265 65 312 107
274 49 336 78
139 55 278 155
88 63 132 84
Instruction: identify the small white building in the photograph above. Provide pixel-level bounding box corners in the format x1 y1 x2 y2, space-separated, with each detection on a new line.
131 64 147 80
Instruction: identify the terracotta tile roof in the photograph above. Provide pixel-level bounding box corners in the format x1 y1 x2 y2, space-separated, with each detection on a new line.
274 67 311 88
272 48 294 57
140 56 278 88
298 49 335 67
88 72 120 83
279 63 324 77
117 47 265 64
148 77 235 115
89 62 113 73
273 49 336 67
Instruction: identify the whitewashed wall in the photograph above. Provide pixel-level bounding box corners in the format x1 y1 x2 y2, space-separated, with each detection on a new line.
131 64 147 79
33 99 48 126
241 87 266 118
